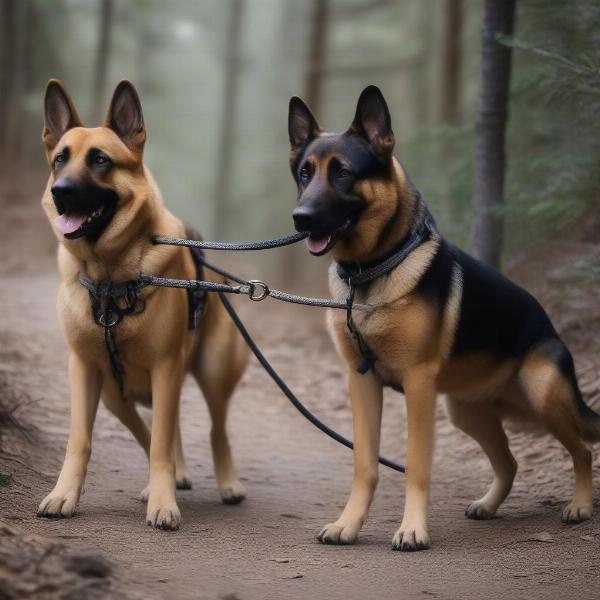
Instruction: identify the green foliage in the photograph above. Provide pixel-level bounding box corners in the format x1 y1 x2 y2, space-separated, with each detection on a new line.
404 0 600 255
404 123 475 249
3 0 599 259
570 254 600 282
502 0 600 250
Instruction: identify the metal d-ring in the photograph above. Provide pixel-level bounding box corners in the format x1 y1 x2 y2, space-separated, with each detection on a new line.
247 279 270 301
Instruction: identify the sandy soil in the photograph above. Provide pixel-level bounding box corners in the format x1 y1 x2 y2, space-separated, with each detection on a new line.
1 187 600 599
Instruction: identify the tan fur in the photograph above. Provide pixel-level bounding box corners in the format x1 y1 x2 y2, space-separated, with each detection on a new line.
37 81 249 529
320 156 593 550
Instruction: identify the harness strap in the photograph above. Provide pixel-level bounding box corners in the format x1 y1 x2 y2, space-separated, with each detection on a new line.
79 274 148 391
337 215 437 374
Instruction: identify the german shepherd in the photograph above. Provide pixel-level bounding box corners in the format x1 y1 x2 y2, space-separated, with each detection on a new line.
38 80 249 530
288 85 599 551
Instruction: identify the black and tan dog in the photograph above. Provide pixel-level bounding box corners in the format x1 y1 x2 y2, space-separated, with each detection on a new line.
288 85 599 551
38 80 248 529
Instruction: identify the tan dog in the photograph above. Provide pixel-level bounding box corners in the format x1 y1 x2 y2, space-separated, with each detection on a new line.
288 85 599 550
37 80 249 530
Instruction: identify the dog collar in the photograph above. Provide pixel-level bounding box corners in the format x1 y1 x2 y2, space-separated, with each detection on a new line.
336 212 436 375
336 214 436 288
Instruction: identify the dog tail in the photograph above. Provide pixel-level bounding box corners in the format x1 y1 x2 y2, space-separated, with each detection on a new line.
577 387 600 443
564 354 600 443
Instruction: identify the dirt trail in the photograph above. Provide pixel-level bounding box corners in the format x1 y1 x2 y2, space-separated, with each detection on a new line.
1 200 600 599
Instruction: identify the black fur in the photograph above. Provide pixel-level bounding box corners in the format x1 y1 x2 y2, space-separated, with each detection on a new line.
448 245 558 360
414 238 454 323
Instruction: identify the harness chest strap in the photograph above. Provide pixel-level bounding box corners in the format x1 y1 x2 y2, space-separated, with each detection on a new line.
336 216 436 374
78 246 207 391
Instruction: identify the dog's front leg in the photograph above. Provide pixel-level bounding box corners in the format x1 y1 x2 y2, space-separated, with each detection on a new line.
318 368 383 545
392 365 437 551
146 358 182 530
38 352 101 518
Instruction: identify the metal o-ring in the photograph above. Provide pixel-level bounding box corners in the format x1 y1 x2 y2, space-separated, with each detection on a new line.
247 279 269 301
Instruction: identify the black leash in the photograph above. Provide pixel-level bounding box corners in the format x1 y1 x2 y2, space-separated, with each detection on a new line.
77 225 438 476
216 290 405 473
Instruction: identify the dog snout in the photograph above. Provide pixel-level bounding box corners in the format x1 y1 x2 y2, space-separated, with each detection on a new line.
51 178 78 201
293 205 320 232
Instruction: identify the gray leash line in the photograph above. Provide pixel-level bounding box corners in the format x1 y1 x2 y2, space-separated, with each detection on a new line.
147 233 403 473
152 231 307 251
216 290 406 474
80 231 405 474
147 233 371 311
140 272 369 311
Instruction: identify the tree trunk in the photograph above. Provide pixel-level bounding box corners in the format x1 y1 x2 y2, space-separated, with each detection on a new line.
470 0 516 268
440 0 462 125
412 3 434 126
304 0 330 117
0 0 16 165
91 0 114 123
213 0 244 238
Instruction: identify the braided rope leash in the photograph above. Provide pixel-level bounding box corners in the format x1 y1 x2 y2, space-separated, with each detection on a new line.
149 233 370 311
79 231 406 474
139 272 370 311
152 231 308 251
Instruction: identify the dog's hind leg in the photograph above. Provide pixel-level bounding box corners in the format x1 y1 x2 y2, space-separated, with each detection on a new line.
102 387 154 501
318 369 383 545
174 421 192 489
103 386 192 499
194 312 248 505
446 396 517 520
103 390 151 455
519 347 593 523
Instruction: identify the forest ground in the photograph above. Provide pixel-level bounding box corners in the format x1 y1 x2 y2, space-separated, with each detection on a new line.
1 182 600 599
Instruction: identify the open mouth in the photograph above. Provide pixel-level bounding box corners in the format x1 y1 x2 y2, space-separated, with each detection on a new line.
53 201 116 240
305 219 353 256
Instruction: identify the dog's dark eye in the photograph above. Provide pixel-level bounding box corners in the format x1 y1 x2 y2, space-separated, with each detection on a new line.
54 152 67 165
338 168 352 179
94 155 110 166
299 166 310 181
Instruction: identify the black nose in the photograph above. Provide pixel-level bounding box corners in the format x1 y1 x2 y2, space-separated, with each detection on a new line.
51 178 78 201
51 178 79 213
293 205 319 232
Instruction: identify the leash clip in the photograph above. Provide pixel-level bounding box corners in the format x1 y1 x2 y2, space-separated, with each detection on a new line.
247 279 270 301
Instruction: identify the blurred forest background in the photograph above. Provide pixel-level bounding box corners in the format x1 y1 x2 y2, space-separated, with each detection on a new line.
0 0 598 273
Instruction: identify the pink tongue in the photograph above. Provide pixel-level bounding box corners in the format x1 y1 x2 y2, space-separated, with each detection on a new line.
54 213 87 234
306 235 331 255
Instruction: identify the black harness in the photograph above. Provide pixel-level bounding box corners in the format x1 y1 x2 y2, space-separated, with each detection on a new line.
336 216 436 374
79 245 207 391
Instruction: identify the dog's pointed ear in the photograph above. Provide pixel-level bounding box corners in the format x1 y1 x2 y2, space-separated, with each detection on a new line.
351 86 394 156
42 80 82 150
288 96 321 151
104 80 146 153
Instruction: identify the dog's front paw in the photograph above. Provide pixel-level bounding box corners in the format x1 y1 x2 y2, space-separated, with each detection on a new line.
392 524 430 552
465 500 496 520
561 501 592 524
318 521 360 545
219 480 246 505
146 501 181 530
37 487 81 519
